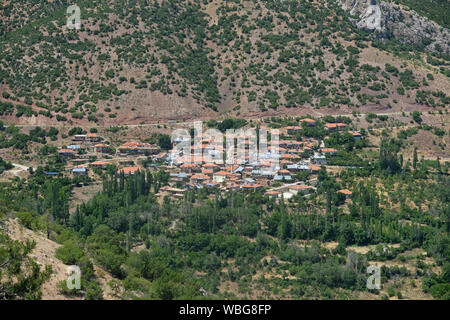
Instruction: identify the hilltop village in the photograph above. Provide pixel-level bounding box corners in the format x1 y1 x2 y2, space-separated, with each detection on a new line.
55 117 363 201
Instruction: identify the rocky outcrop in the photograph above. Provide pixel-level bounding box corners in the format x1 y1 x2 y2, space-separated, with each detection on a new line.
339 0 449 54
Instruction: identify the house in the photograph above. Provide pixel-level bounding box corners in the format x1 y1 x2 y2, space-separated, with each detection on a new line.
169 172 188 182
273 175 292 181
153 153 168 163
281 192 294 199
281 153 300 160
242 183 263 191
213 170 233 183
232 166 245 174
308 164 321 174
119 142 159 155
338 189 353 198
159 185 171 193
225 183 241 191
261 169 276 177
321 148 338 156
117 166 140 176
94 144 111 153
180 163 200 173
72 135 87 141
72 166 87 176
300 118 317 126
204 181 220 189
202 163 219 172
289 185 314 195
349 131 362 140
177 172 189 181
324 123 347 131
191 173 210 183
266 191 280 198
288 149 305 157
286 126 302 135
286 164 300 171
312 153 327 165
67 144 81 151
202 168 214 176
287 163 311 172
324 123 337 131
86 133 103 142
90 161 111 169
58 149 76 158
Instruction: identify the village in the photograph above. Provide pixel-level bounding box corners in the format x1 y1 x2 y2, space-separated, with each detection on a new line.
55 117 361 202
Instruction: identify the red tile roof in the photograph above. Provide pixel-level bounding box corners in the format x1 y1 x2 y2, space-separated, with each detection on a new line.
290 185 314 190
118 167 140 174
321 148 338 153
308 165 321 171
91 161 111 166
58 149 75 153
191 173 210 180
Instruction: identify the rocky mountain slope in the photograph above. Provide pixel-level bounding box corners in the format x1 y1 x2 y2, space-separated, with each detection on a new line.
4 217 118 300
0 0 448 125
340 0 449 54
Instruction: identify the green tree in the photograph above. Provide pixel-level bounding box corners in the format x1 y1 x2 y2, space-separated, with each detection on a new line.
0 233 52 299
158 134 172 150
413 147 418 170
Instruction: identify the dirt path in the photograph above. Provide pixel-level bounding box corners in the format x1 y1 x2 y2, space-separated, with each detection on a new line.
10 163 30 176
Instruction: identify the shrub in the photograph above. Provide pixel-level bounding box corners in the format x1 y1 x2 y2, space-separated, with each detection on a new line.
55 240 85 265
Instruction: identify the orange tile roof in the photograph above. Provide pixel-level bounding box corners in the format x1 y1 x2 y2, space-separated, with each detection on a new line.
180 163 199 168
58 149 75 153
290 185 313 190
338 189 353 195
242 183 263 189
118 167 140 174
288 149 304 154
91 161 111 166
322 148 337 152
203 163 218 168
281 154 300 159
203 181 220 186
191 173 210 180
214 170 233 176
